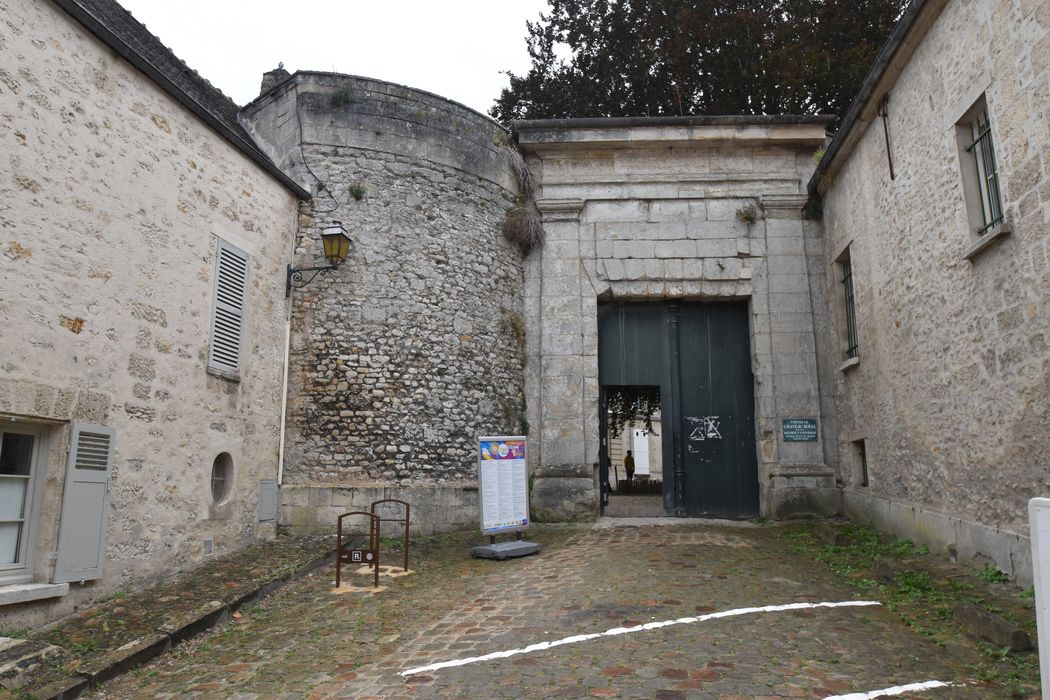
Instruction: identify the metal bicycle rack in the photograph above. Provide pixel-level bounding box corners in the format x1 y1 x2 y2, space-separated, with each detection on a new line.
336 500 412 587
371 498 411 573
336 511 379 588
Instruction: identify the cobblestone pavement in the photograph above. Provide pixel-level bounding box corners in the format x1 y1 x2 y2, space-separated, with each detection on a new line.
90 522 1024 699
602 495 665 517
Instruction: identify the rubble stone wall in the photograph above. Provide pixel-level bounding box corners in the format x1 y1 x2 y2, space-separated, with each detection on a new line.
242 74 526 527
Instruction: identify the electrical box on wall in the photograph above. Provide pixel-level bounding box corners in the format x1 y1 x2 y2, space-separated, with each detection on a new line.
258 480 278 522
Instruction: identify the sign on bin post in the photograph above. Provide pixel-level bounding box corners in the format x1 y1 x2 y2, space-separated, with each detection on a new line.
1029 497 1050 700
472 435 540 560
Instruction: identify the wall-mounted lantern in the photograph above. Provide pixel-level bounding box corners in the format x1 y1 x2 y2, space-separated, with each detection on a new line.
286 222 352 297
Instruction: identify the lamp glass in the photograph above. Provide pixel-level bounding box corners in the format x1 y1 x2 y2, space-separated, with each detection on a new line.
321 225 351 263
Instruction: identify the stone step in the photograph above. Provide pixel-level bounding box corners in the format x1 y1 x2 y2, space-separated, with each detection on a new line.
953 601 1033 652
0 637 69 691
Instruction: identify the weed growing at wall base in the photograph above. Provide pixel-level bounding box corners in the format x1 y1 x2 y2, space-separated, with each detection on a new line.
976 564 1010 583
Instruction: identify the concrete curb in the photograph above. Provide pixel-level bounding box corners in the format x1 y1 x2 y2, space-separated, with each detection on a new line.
31 548 337 700
26 674 89 700
75 633 171 684
953 600 1033 651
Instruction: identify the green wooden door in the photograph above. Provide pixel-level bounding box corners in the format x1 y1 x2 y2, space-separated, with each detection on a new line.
598 301 757 517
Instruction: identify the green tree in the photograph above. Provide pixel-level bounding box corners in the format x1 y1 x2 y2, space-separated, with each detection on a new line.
491 0 906 124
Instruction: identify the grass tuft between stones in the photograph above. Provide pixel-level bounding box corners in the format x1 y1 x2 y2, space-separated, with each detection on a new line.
779 522 1040 699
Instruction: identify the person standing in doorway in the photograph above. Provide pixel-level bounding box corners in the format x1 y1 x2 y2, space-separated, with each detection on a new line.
624 449 635 487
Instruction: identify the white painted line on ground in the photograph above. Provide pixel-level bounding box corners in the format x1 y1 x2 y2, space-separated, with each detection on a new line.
822 680 954 699
399 600 881 677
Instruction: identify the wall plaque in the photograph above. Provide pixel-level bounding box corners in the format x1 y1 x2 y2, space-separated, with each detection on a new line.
782 419 818 442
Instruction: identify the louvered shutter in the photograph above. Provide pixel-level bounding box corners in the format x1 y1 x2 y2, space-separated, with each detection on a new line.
53 423 115 583
208 239 249 375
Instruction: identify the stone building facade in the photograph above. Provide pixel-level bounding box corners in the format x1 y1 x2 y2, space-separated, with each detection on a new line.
514 117 839 520
240 74 528 532
0 0 305 626
813 0 1050 583
5 0 1049 628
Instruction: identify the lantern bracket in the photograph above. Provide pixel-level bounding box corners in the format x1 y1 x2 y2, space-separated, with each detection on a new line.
285 222 352 297
286 263 335 297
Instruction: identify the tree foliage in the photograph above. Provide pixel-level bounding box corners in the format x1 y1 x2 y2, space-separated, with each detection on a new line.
606 385 661 439
491 0 906 124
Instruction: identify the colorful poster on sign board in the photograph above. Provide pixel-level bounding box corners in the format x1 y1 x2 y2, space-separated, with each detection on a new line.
477 436 529 533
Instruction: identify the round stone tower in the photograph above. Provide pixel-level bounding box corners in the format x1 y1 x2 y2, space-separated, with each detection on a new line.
241 72 528 531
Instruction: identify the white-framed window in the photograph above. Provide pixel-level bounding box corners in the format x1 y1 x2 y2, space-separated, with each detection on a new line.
207 238 249 378
956 95 1004 235
0 423 43 583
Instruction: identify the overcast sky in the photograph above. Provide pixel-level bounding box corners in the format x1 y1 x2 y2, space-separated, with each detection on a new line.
117 0 552 115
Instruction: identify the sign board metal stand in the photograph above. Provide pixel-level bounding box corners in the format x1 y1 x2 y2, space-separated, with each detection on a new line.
471 435 541 560
1028 498 1050 700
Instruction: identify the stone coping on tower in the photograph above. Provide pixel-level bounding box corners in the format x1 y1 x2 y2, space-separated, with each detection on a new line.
240 71 519 192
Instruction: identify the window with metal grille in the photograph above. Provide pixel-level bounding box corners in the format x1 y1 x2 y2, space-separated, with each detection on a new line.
840 248 859 359
208 239 249 376
853 439 869 487
966 109 1004 232
958 96 1004 235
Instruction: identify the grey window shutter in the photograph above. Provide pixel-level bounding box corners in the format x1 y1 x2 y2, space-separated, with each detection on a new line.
53 423 115 584
208 239 249 374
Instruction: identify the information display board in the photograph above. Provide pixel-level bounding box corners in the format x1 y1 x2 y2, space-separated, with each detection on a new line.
478 435 529 534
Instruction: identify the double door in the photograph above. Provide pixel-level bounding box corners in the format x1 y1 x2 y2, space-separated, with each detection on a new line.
598 301 758 517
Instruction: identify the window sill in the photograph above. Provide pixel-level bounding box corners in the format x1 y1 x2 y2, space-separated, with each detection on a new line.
839 356 860 373
0 582 69 606
206 366 241 383
962 221 1011 262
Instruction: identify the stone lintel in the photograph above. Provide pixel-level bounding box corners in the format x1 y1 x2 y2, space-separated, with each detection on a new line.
536 199 585 222
760 463 834 480
760 194 809 219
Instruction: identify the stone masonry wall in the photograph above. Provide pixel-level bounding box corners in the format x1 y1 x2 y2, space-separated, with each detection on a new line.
821 0 1050 553
0 0 299 625
242 74 525 525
